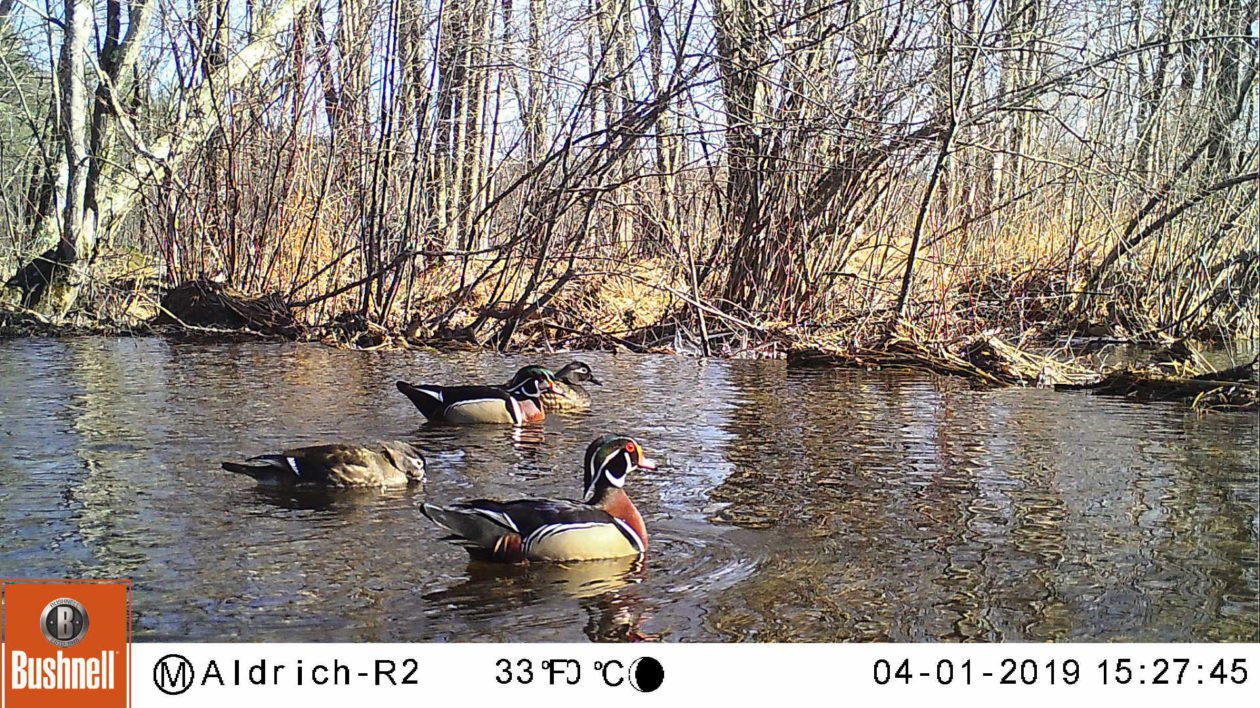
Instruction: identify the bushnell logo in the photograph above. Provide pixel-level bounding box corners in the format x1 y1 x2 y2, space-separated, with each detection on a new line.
2 579 130 707
40 597 90 648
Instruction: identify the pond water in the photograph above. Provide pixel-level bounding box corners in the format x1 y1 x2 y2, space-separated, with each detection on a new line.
0 337 1255 642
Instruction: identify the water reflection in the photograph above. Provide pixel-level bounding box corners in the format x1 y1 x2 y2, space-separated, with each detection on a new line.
424 558 654 641
0 338 1254 641
245 485 421 512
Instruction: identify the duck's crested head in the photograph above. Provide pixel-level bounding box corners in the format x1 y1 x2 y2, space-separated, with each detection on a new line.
556 360 601 386
583 434 656 501
378 440 427 481
507 365 557 398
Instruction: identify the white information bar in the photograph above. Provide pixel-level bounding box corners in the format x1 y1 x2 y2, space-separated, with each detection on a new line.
121 643 1260 707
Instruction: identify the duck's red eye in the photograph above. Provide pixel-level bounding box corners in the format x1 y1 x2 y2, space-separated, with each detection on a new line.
625 441 636 453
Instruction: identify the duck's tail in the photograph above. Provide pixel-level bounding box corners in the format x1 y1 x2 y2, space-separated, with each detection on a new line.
421 502 524 556
396 381 445 420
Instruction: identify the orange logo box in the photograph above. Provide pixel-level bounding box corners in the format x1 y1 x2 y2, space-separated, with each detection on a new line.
2 579 130 708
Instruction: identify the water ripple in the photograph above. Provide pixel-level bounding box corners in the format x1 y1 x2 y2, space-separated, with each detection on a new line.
0 338 1254 641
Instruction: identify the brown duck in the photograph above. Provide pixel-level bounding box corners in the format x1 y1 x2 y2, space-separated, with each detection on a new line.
221 441 426 488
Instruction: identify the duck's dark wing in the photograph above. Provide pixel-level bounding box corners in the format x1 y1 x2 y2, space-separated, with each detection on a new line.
221 451 312 485
221 455 299 484
396 382 517 422
422 498 641 561
396 381 446 418
469 498 616 536
430 385 515 402
423 498 595 545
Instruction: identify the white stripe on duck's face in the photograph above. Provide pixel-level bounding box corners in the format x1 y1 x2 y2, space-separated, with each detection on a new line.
581 435 657 501
508 376 550 400
554 361 600 385
584 448 631 501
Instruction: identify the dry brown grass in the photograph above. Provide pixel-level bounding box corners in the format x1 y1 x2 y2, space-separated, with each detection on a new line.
393 254 682 348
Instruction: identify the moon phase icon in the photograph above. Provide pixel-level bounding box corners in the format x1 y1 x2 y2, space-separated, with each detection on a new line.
629 657 664 693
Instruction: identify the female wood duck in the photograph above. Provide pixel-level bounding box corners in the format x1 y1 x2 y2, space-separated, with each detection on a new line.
396 365 557 424
422 434 656 563
221 441 426 488
508 361 602 412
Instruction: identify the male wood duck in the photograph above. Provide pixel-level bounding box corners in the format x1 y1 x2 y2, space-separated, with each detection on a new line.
508 361 602 412
221 441 426 488
396 365 557 424
422 434 656 563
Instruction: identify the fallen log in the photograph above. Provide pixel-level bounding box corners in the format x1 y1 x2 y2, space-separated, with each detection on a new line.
789 334 1100 387
1057 368 1258 412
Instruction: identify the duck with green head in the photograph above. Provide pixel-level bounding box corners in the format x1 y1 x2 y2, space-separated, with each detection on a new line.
396 365 557 424
506 360 602 412
421 434 656 563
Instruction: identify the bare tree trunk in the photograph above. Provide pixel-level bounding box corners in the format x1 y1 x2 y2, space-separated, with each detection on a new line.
462 0 494 250
644 0 677 255
526 0 546 165
1131 0 1168 177
43 0 95 315
993 0 1043 202
311 3 343 136
591 0 635 249
714 0 769 309
5 0 319 314
894 0 995 322
434 1 469 248
1204 0 1249 171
